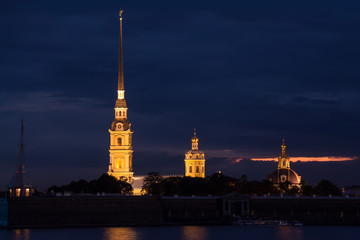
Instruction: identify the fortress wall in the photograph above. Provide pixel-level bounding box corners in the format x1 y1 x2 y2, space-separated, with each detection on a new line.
7 196 163 228
251 197 360 225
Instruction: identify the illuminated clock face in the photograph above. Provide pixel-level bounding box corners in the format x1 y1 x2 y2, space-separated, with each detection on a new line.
280 175 287 182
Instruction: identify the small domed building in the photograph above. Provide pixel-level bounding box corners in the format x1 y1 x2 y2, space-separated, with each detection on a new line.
184 130 206 178
269 139 301 189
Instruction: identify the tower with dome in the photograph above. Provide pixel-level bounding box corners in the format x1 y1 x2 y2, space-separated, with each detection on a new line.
269 139 301 189
184 130 206 178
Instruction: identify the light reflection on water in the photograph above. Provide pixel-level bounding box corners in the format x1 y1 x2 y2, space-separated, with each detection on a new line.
2 225 360 240
13 229 30 240
181 226 209 240
276 226 303 240
102 227 141 240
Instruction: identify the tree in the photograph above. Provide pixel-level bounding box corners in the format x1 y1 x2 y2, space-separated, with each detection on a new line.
314 180 341 196
93 174 133 194
47 174 133 194
142 172 163 194
301 181 313 196
208 172 239 195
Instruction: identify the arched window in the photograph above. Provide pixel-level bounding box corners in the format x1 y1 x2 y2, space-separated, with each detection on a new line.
117 138 122 146
196 166 199 173
116 158 122 169
189 166 192 173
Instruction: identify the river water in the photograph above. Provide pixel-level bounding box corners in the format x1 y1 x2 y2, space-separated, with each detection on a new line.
1 225 360 240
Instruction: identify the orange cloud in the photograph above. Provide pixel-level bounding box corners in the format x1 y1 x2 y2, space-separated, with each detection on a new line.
250 157 356 162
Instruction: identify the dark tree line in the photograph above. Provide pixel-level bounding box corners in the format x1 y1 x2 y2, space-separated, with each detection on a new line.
142 172 342 196
48 174 133 194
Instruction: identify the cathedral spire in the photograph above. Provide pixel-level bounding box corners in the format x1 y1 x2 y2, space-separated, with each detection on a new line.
192 129 199 150
281 137 287 156
108 10 134 184
115 10 127 108
278 137 290 169
118 10 124 91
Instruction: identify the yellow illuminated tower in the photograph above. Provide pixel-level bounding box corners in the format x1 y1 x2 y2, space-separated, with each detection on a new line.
269 138 301 187
107 10 134 182
278 138 290 169
184 130 206 178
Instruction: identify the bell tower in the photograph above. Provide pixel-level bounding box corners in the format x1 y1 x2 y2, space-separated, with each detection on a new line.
184 130 206 178
278 138 290 169
107 10 134 182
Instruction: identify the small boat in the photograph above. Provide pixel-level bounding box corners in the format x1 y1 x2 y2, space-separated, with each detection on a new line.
279 221 290 226
292 221 303 226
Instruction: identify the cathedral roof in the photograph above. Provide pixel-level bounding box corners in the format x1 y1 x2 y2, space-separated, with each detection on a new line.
111 118 131 131
269 168 301 185
186 149 205 155
115 99 127 108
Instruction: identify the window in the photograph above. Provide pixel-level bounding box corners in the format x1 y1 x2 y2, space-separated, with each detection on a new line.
196 166 199 173
9 189 12 197
280 175 287 183
25 188 30 197
16 188 21 197
202 167 204 173
116 158 122 169
117 138 122 146
189 166 192 173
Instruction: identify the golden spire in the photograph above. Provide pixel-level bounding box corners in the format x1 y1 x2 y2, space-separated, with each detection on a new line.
115 9 127 108
281 137 286 156
118 9 124 91
278 137 290 169
192 128 198 143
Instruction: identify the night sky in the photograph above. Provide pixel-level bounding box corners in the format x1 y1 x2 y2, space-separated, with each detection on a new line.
1 0 360 190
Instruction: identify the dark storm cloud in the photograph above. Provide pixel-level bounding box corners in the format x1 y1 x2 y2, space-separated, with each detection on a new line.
1 0 360 189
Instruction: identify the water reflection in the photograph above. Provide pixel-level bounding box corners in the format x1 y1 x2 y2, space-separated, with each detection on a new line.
13 229 30 240
276 226 303 240
102 227 140 240
181 226 209 240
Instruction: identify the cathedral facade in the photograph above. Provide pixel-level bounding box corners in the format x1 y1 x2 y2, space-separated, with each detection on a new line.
107 10 134 183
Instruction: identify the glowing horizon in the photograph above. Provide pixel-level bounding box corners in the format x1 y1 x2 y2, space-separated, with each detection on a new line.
250 156 356 162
